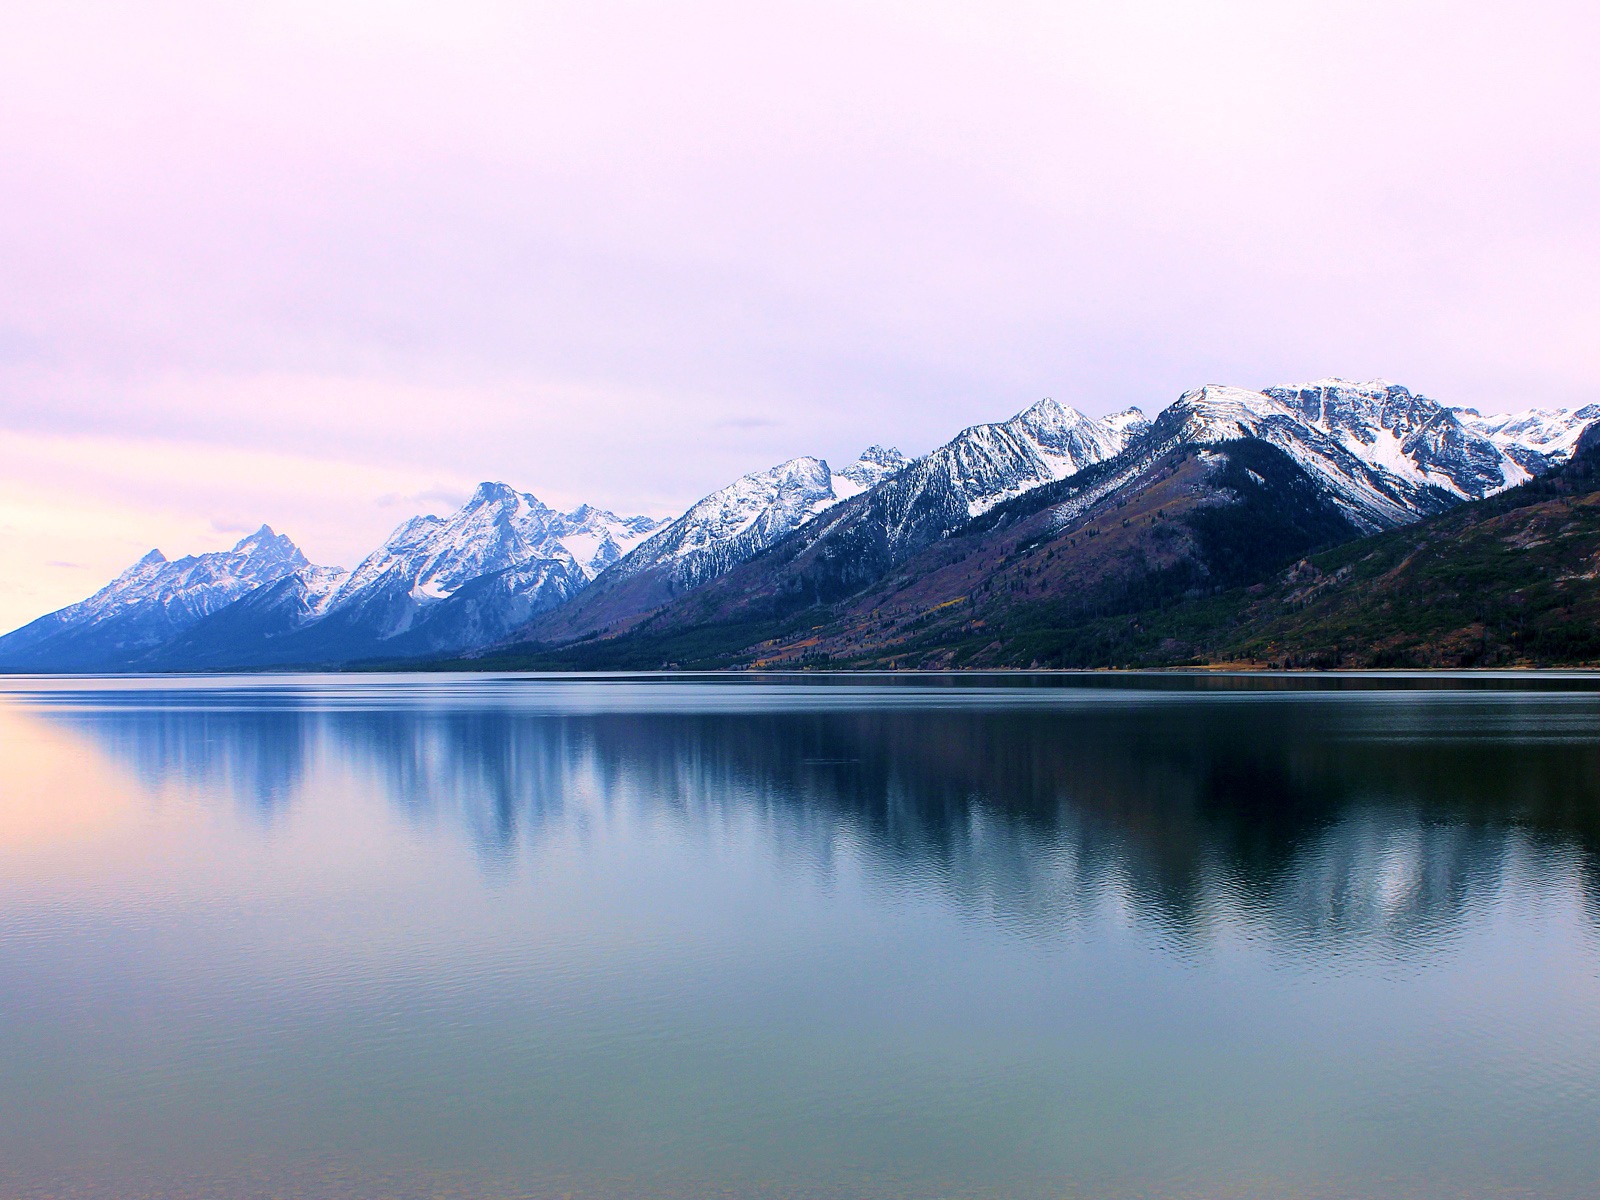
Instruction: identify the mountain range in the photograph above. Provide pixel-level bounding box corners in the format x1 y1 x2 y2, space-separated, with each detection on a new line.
3 378 1595 673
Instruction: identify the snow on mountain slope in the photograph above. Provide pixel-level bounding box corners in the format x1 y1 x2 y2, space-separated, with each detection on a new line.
567 381 1552 648
514 445 914 644
1125 381 1533 533
317 482 666 641
819 398 1148 569
1101 407 1151 439
607 447 911 591
515 400 1153 648
0 483 666 670
1011 399 1150 497
600 398 1140 606
915 397 1149 520
296 564 355 613
833 445 911 500
214 483 666 662
371 556 591 659
138 564 352 669
1454 403 1600 475
0 526 310 671
94 525 307 623
11 379 1584 674
535 383 1566 653
554 505 663 576
145 546 590 670
615 457 834 579
1266 380 1522 496
1011 385 1424 538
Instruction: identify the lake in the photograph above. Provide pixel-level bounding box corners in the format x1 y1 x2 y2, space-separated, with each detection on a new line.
1 672 1597 1199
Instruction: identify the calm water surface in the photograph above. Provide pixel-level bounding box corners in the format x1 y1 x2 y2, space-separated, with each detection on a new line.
1 672 1598 1199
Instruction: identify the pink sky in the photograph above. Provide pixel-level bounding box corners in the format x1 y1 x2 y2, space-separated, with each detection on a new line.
2 0 1596 631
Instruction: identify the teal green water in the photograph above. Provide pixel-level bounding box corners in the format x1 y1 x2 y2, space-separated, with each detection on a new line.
1 673 1597 1199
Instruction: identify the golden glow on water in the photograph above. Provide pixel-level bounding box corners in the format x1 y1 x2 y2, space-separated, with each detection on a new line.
0 708 143 850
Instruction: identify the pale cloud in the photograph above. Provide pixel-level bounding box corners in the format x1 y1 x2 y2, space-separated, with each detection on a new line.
0 0 1596 630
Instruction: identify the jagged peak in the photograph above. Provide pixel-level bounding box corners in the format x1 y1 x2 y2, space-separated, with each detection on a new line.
1263 379 1460 439
108 547 169 584
852 444 909 468
111 527 303 587
1015 396 1090 429
390 512 446 537
366 513 445 560
229 524 301 557
1458 401 1600 424
466 480 534 509
833 445 910 498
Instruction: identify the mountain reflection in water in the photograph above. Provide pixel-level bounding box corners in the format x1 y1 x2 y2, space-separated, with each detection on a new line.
37 676 1600 951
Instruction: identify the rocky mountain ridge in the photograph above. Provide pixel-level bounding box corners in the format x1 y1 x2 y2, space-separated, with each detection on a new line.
519 400 1145 645
524 445 914 643
1453 402 1600 475
0 526 308 671
2 378 1593 673
505 380 1545 654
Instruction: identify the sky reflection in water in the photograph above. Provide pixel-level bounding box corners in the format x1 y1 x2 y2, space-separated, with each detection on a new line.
1 673 1597 1200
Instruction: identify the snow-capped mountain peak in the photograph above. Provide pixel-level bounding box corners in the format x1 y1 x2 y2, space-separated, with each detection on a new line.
322 482 666 636
119 484 672 667
466 480 523 505
12 378 1597 673
915 396 1154 518
1015 395 1088 430
0 525 315 670
1101 407 1150 438
1453 403 1600 475
1264 379 1524 497
230 523 309 562
595 445 919 599
1294 376 1397 393
613 457 834 577
834 445 911 499
1172 385 1292 441
83 525 309 618
1140 381 1536 531
549 505 667 578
